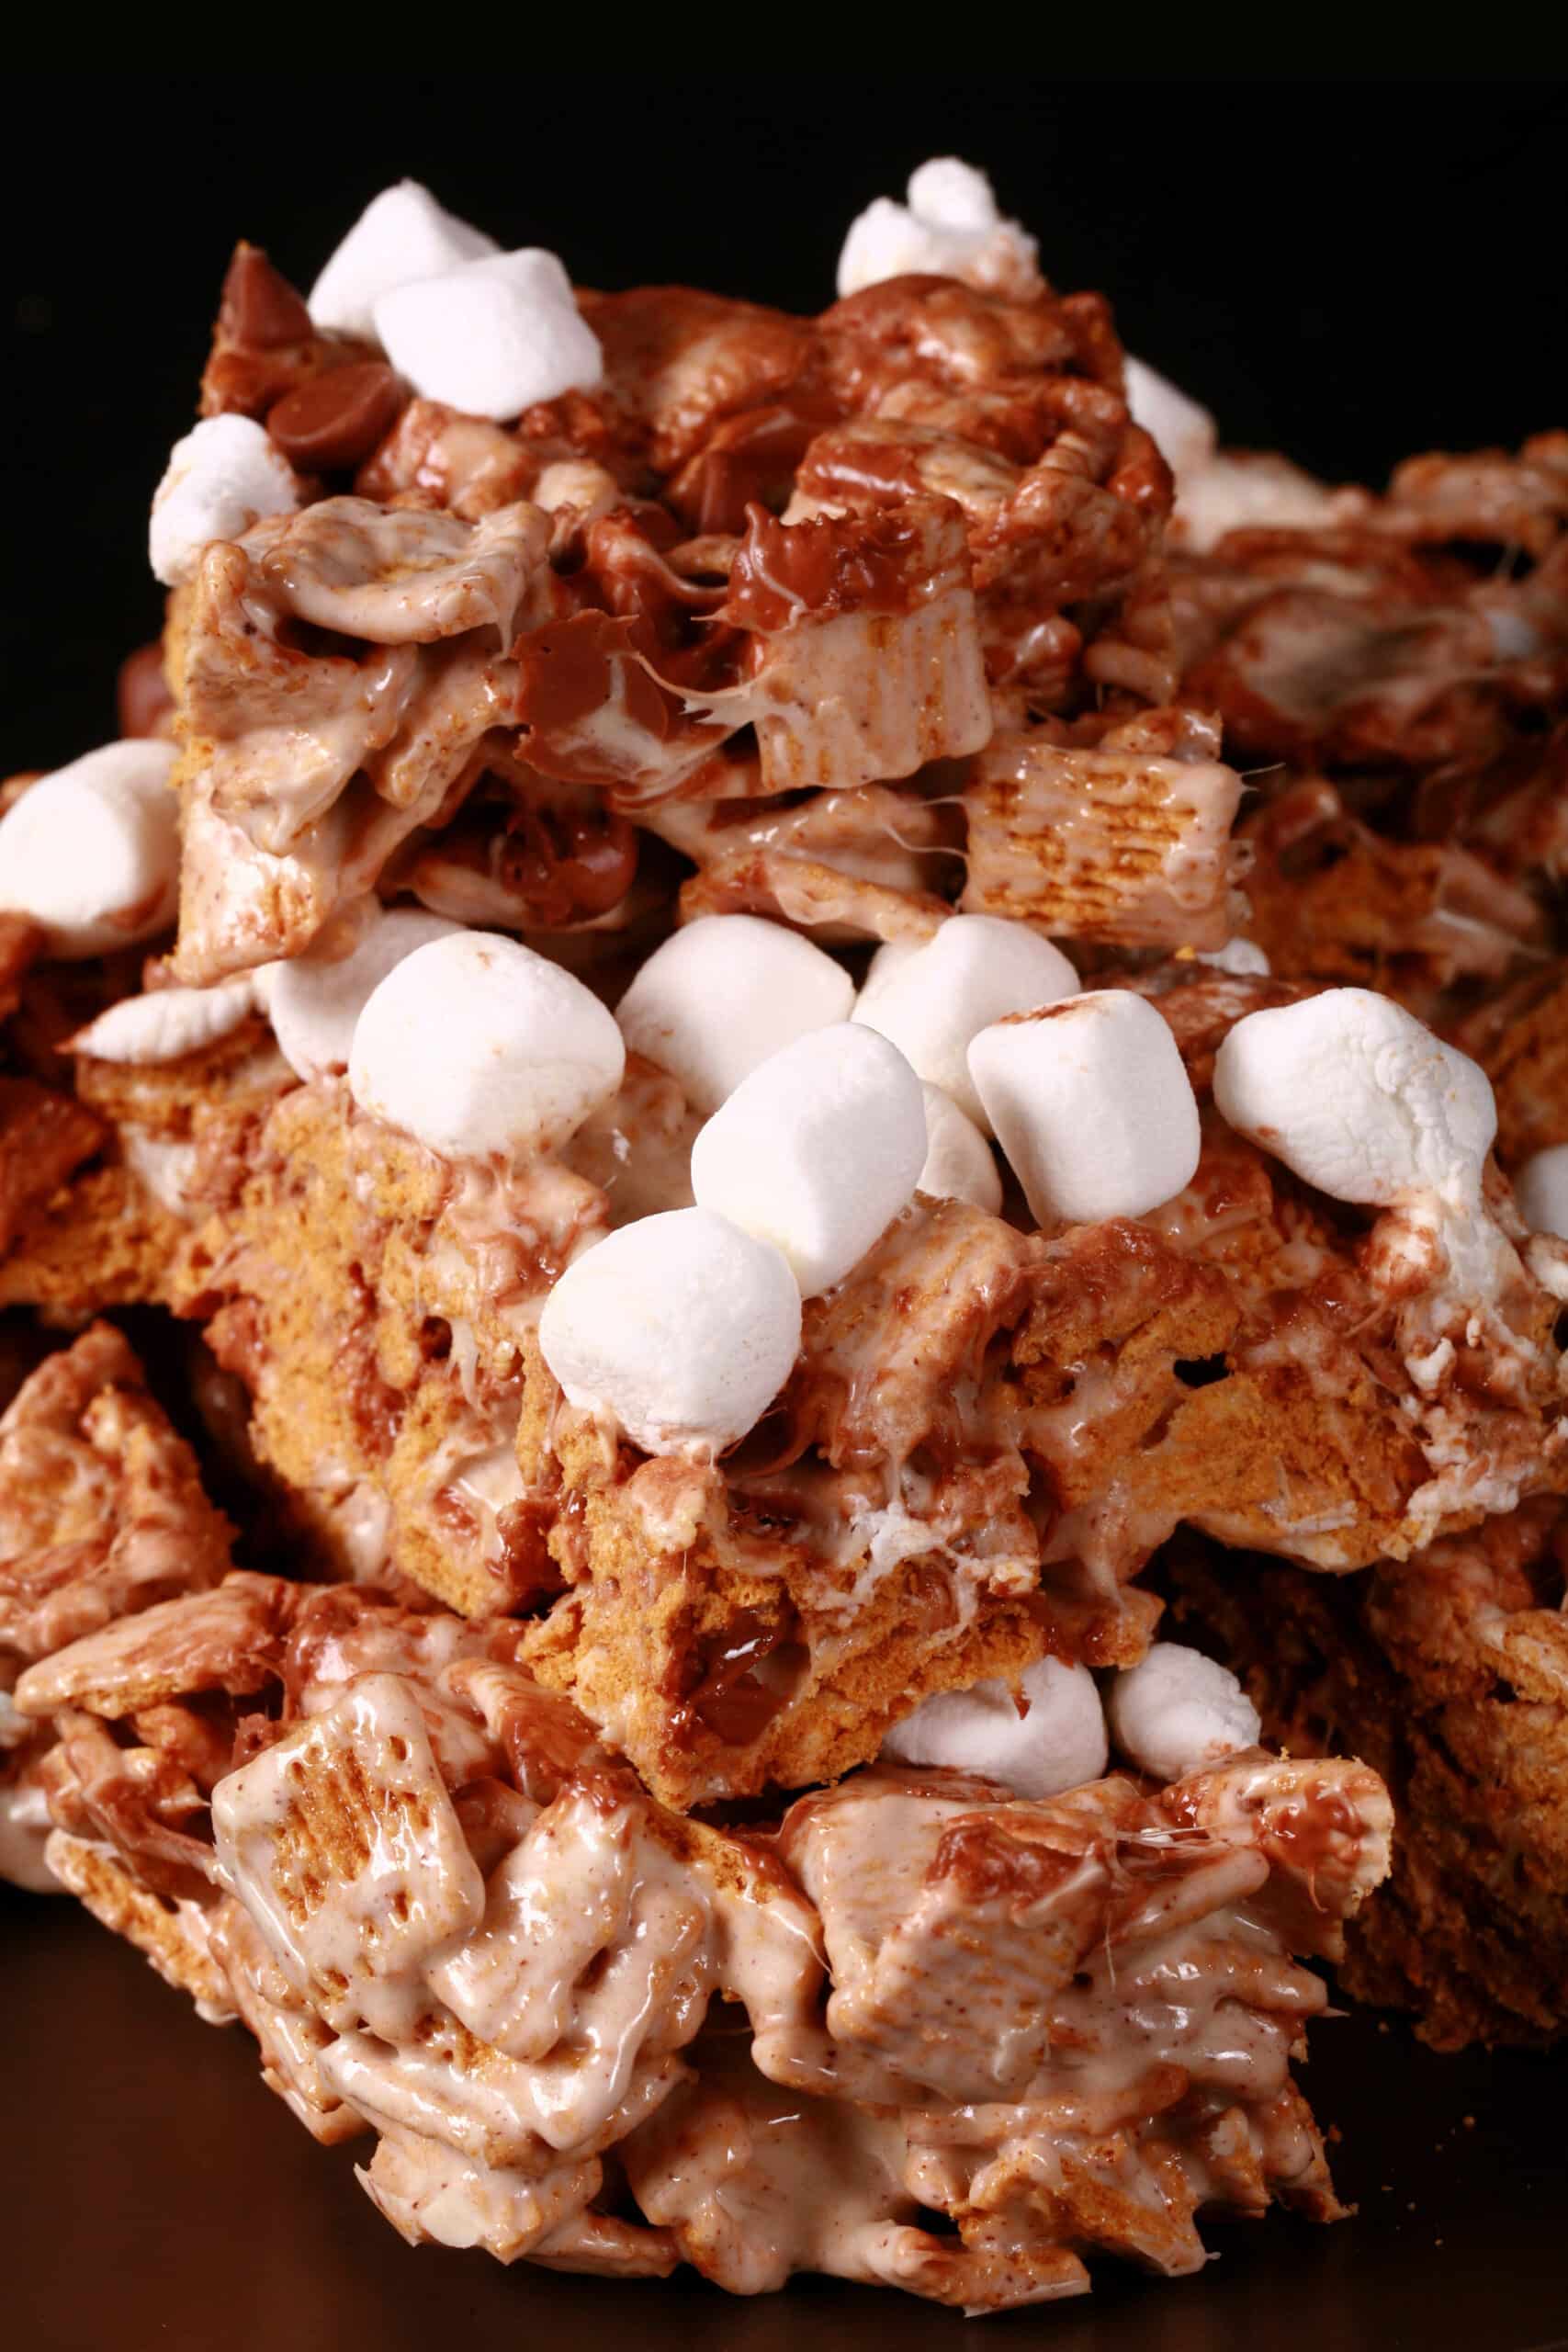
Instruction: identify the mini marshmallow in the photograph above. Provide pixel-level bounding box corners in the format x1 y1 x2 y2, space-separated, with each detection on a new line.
348 930 624 1161
531 458 623 516
1123 356 1218 487
149 414 303 587
1213 988 1496 1209
691 1023 927 1296
1175 450 1344 553
917 1084 1002 1214
1196 937 1271 978
617 916 854 1114
308 179 499 341
70 976 258 1065
0 740 179 958
882 1656 1108 1800
267 905 461 1082
852 914 1077 1134
1515 1144 1568 1239
1108 1643 1261 1784
836 157 1039 299
373 249 603 424
538 1206 801 1458
968 990 1201 1227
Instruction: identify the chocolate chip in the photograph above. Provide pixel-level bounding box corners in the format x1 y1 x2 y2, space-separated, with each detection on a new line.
116 642 174 740
219 243 312 350
265 363 407 472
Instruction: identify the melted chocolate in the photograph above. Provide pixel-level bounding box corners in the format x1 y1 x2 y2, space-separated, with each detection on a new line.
725 502 929 629
266 364 407 473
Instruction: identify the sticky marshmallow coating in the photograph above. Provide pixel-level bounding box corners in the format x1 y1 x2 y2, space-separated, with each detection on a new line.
1108 1644 1261 1783
967 990 1201 1227
348 930 625 1162
1515 1144 1568 1240
617 915 855 1114
307 178 499 341
0 741 179 958
691 1023 927 1297
852 914 1077 1134
372 249 604 423
71 977 259 1065
149 415 303 588
836 156 1040 299
882 1657 1109 1800
538 1207 802 1458
1213 989 1497 1209
917 1084 1002 1213
266 905 462 1082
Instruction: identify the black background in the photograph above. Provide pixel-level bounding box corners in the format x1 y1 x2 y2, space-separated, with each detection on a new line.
3 76 1566 772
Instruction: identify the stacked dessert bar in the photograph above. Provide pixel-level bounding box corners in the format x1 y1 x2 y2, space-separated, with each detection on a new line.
1 158 1564 2311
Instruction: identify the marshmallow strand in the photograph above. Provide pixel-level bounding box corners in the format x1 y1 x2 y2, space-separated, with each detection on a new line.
1213 989 1496 1207
882 1657 1109 1799
538 1209 802 1458
349 931 624 1160
691 1023 928 1296
266 906 463 1082
1108 1644 1261 1783
852 914 1077 1133
617 915 855 1114
0 741 180 958
967 990 1201 1226
150 415 303 587
308 179 499 340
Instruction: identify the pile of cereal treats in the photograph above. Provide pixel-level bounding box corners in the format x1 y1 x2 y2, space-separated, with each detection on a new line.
2 161 1565 2312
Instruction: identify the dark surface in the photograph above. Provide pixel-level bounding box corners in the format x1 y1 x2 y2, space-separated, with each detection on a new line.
4 78 1568 771
2 1884 1565 2352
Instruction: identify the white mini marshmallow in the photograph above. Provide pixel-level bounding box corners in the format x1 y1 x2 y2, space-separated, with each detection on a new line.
617 916 854 1115
149 414 303 588
852 914 1077 1134
1515 1144 1568 1239
968 990 1201 1227
882 1656 1108 1800
836 157 1039 299
1481 602 1542 664
1196 937 1271 977
0 741 178 958
691 1023 927 1296
349 930 624 1161
1123 356 1218 487
307 179 499 341
1108 1643 1261 1784
373 249 603 424
1175 450 1343 553
538 1207 801 1458
267 906 462 1082
71 976 258 1065
918 1084 1002 1214
531 458 622 515
1213 989 1496 1209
